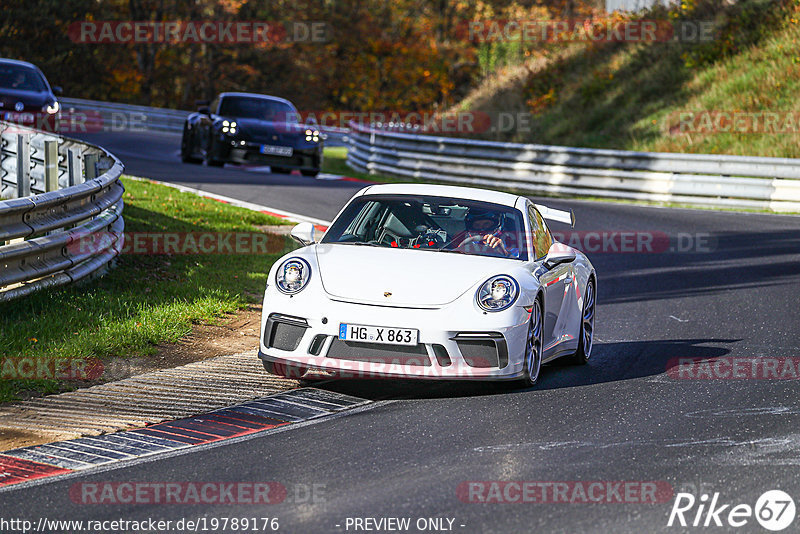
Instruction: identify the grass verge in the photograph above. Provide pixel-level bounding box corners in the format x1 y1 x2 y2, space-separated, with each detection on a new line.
0 177 292 403
456 0 800 158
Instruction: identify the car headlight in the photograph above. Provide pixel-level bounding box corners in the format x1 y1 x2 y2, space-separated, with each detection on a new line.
305 129 320 142
275 258 311 294
221 120 237 135
476 275 519 312
44 101 59 114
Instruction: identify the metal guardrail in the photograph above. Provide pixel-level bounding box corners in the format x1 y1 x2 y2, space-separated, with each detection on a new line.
59 97 350 146
0 120 125 302
346 122 800 212
60 97 189 134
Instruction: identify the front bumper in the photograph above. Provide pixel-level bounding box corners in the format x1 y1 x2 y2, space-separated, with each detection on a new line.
259 286 530 381
218 139 321 170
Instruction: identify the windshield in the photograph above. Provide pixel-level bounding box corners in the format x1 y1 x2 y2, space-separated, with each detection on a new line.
322 194 528 260
0 63 46 92
217 96 297 122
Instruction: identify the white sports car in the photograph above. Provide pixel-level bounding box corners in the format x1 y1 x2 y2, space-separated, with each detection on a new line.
259 184 596 386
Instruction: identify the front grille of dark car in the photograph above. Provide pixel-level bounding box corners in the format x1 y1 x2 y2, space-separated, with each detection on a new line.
0 97 43 112
264 313 308 351
326 339 431 366
454 333 508 368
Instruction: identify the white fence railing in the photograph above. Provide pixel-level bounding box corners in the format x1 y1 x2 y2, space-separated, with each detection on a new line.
346 122 800 213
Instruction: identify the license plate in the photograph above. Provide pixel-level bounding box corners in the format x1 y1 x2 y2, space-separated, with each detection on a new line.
339 323 418 346
260 144 292 157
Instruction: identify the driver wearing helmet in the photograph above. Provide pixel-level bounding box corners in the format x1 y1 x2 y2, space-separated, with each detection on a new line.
454 208 511 256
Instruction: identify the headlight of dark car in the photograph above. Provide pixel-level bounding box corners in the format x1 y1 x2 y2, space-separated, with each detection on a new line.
220 120 237 135
304 129 320 143
43 101 59 115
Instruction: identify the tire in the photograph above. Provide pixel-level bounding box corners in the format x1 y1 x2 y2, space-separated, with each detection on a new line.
519 296 544 387
301 169 319 177
568 277 596 364
262 359 308 379
205 138 225 167
272 167 292 174
180 125 201 164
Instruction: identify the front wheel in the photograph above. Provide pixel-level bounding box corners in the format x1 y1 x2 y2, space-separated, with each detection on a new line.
568 278 595 364
205 138 225 167
519 296 543 387
301 169 319 177
262 359 308 379
271 166 292 174
181 125 201 163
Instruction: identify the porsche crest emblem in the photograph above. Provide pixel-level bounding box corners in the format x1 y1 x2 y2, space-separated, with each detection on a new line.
384 292 392 298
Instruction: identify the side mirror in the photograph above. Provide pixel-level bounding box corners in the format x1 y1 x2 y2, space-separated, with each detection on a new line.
197 106 211 115
290 222 316 246
543 243 576 269
52 86 63 95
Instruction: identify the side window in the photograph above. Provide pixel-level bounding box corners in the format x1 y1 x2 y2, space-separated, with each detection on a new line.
527 205 552 259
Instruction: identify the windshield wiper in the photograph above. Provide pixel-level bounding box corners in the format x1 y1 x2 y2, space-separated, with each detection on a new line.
341 242 382 247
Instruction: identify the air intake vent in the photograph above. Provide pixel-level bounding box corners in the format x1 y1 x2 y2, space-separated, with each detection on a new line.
327 339 431 366
454 333 508 368
264 314 308 351
432 344 452 367
308 334 327 355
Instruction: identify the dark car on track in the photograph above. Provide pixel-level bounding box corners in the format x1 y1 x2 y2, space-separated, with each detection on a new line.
0 58 61 129
181 92 323 176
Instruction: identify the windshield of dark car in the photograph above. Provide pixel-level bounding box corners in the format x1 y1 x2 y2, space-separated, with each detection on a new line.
0 64 46 92
321 194 528 261
218 96 297 122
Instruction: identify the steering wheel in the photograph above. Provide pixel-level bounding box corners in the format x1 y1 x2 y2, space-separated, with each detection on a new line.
456 235 508 256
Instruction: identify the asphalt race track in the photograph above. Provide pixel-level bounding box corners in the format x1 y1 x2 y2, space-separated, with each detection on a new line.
4 129 800 532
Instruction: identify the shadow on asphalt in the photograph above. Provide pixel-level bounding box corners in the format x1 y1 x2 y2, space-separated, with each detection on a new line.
311 338 737 401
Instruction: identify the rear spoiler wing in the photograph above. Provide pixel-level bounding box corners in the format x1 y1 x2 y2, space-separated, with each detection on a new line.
534 204 575 227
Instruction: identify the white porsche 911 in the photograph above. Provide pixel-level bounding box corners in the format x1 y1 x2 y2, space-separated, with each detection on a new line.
258 184 596 386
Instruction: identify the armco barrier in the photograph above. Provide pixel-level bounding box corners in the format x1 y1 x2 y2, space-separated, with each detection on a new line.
346 122 800 212
0 119 124 302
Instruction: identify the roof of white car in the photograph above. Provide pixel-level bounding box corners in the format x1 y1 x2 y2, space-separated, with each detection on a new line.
358 183 522 207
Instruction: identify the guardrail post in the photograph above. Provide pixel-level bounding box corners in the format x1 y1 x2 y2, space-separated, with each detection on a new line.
16 134 30 198
68 148 83 186
84 153 98 180
44 139 59 192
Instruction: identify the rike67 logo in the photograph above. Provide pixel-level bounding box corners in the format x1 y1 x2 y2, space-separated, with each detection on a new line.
668 490 796 531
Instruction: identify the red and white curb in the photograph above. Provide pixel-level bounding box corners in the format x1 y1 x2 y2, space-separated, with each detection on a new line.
0 388 367 490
